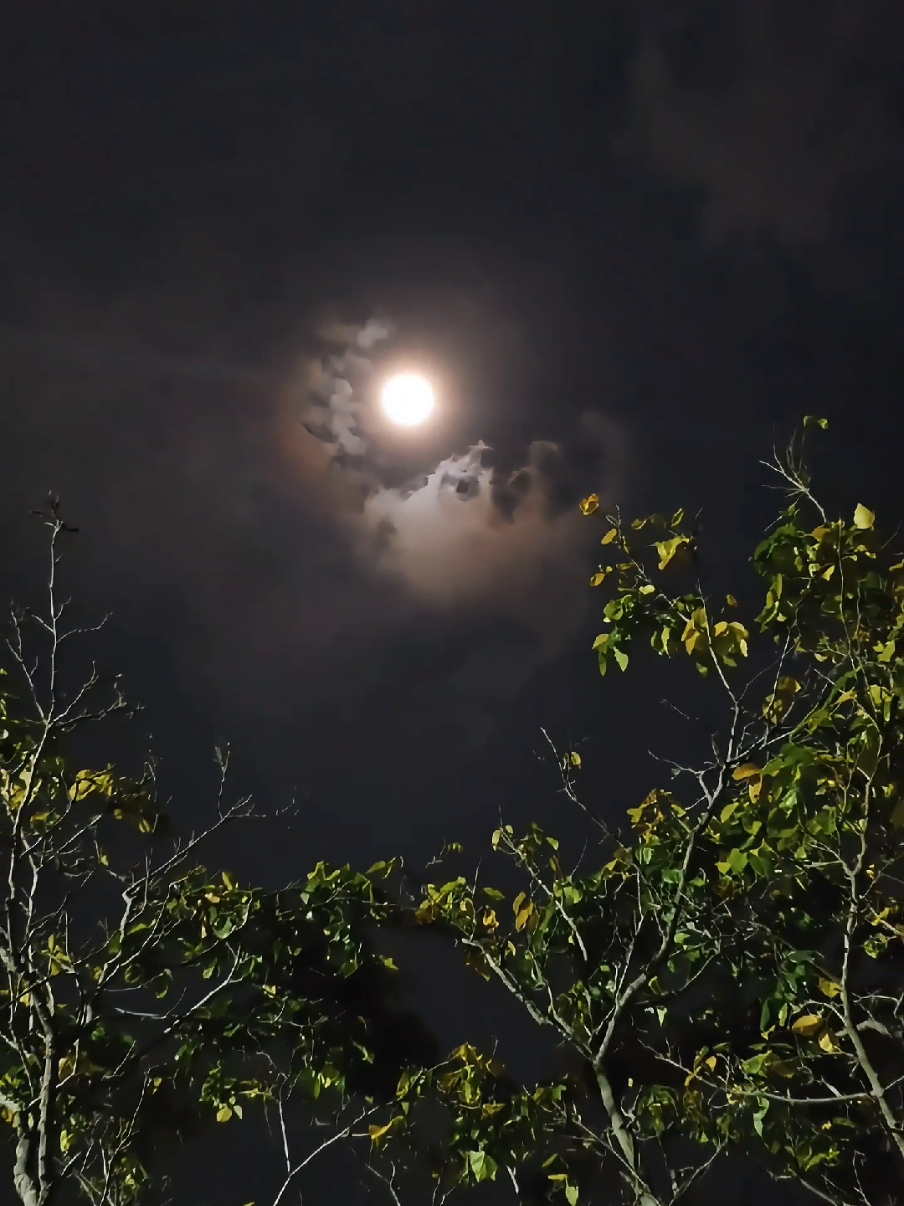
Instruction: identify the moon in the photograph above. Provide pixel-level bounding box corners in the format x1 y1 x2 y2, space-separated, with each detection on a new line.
381 373 435 427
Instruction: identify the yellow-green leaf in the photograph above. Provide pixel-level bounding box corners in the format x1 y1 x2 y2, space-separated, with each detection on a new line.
853 503 875 530
791 1014 825 1038
732 763 761 781
818 1029 842 1054
601 527 618 545
656 535 692 571
776 675 801 695
580 495 600 516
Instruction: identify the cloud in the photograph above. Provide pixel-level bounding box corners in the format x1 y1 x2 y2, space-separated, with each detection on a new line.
358 434 604 621
0 299 627 787
293 324 625 632
250 320 629 757
621 0 903 244
298 324 392 461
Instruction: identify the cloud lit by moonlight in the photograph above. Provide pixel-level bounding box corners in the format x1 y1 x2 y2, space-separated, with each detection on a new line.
294 319 626 625
381 373 435 427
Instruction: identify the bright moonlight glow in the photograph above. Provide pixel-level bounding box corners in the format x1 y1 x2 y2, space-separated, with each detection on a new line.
381 373 435 427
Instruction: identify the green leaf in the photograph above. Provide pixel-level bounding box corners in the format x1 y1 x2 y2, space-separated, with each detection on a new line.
878 639 896 663
468 1150 498 1182
727 848 748 873
593 633 610 676
803 415 828 430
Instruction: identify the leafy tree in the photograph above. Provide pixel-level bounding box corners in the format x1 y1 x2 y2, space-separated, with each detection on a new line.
359 808 730 1206
558 422 904 1205
12 420 904 1206
615 429 904 1206
353 423 904 1206
0 502 433 1206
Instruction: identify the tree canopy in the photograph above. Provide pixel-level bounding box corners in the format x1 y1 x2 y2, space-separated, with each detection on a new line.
0 501 432 1206
353 423 904 1206
4 424 904 1206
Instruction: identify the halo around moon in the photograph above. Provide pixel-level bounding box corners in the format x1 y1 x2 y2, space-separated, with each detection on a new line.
381 373 435 427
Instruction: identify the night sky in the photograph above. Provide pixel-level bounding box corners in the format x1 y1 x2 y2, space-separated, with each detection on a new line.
2 3 904 1202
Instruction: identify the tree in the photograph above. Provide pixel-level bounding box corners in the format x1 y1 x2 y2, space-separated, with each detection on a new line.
561 423 904 1205
12 421 904 1206
347 499 752 1201
621 430 904 1206
352 422 904 1206
0 501 434 1206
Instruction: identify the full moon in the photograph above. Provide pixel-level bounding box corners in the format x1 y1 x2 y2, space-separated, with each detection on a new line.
381 373 435 427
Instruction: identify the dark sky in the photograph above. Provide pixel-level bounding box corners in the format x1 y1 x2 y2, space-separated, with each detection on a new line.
2 2 904 1202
